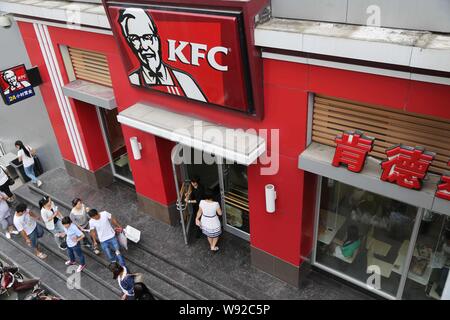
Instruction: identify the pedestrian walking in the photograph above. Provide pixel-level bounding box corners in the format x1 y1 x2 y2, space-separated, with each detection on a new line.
88 209 126 266
70 197 100 254
15 140 42 187
0 165 15 202
39 196 67 250
61 216 86 273
110 262 135 300
0 192 19 239
195 191 223 252
13 203 47 259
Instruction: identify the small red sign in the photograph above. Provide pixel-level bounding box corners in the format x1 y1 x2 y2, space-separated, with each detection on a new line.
436 161 450 201
107 6 253 113
0 64 35 105
381 145 435 190
332 130 374 173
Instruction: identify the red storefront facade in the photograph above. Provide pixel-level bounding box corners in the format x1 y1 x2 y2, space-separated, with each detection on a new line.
11 0 450 298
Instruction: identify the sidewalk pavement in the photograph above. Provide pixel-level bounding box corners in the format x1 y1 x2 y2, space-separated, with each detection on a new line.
15 167 373 300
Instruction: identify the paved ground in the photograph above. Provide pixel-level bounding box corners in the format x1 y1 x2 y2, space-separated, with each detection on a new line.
8 167 373 300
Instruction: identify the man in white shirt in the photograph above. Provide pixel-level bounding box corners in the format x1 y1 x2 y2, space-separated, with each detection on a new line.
13 203 47 259
88 209 125 266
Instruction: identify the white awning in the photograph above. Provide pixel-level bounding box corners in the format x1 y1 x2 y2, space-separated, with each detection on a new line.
62 80 117 110
117 103 266 166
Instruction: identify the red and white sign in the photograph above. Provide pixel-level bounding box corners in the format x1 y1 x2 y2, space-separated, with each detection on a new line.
380 145 435 190
108 6 253 113
0 64 35 105
332 130 374 173
436 160 450 201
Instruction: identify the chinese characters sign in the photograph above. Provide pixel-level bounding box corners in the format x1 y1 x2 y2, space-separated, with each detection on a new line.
332 130 374 173
380 145 435 190
107 5 253 113
0 65 35 105
331 131 448 198
436 161 450 201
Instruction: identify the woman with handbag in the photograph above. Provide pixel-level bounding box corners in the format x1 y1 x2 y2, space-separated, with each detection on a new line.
0 165 15 202
15 140 42 187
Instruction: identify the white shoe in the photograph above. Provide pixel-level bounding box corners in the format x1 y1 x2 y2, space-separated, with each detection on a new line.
10 230 19 235
76 265 86 272
5 232 11 239
65 260 76 266
36 180 43 187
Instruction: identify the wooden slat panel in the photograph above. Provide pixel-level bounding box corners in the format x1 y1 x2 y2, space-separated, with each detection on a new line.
68 47 112 87
312 95 450 175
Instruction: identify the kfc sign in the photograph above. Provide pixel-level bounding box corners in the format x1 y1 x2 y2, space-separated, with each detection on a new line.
108 6 254 113
0 65 35 105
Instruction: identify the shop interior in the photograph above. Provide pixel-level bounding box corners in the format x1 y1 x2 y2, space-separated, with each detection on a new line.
315 178 450 300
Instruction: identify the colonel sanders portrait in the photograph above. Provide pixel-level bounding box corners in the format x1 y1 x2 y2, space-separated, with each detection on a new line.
119 8 207 103
2 70 31 95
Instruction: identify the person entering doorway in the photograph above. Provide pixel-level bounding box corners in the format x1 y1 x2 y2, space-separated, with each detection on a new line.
185 176 204 239
195 191 222 252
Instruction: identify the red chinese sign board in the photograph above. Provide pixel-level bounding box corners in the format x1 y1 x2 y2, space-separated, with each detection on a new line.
332 130 374 173
0 64 35 105
436 161 450 201
380 145 435 190
107 5 253 114
331 130 445 195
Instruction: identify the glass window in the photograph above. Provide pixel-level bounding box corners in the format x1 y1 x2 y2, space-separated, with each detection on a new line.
403 212 450 300
222 164 249 234
315 178 418 297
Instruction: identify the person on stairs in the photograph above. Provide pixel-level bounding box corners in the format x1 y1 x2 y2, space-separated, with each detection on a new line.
13 203 47 259
15 140 42 187
0 192 19 239
0 165 15 202
39 196 67 251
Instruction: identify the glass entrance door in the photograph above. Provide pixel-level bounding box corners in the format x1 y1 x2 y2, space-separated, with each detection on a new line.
219 163 250 241
171 144 250 243
97 107 134 184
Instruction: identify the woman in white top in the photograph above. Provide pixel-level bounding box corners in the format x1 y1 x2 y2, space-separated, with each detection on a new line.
15 140 42 187
39 196 67 250
195 191 222 252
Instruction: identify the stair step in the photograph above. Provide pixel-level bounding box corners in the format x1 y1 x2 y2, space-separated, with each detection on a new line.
13 190 196 300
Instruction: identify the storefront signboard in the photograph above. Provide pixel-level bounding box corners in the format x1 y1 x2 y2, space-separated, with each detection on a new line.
331 130 374 173
331 131 440 192
0 64 35 105
436 160 450 201
380 145 435 190
105 3 257 115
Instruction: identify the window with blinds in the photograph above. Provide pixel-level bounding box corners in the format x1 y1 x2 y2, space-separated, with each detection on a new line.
68 47 112 87
312 95 450 175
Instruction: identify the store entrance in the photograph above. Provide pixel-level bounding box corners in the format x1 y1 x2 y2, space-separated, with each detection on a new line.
171 144 250 244
97 107 134 185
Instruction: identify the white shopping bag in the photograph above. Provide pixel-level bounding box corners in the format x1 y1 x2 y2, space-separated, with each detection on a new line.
124 225 141 243
117 231 128 250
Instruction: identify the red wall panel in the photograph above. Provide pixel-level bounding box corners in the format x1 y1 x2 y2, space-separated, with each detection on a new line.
308 65 411 111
